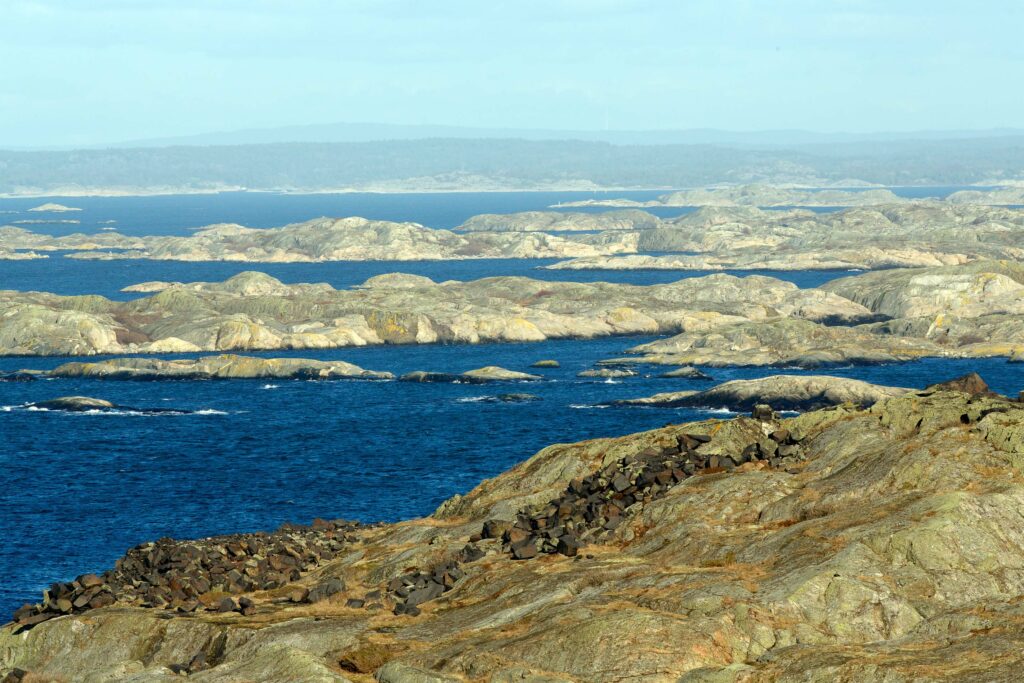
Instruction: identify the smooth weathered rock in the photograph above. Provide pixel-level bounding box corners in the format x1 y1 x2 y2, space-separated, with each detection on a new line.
28 396 116 411
28 203 81 213
547 204 1024 271
529 359 560 368
0 271 875 357
6 216 636 262
822 259 1024 318
610 375 912 411
659 366 712 380
494 393 541 403
458 209 659 232
460 366 542 382
614 318 917 368
577 367 636 378
47 354 393 381
399 367 540 384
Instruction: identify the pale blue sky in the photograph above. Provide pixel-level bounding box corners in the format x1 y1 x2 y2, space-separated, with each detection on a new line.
1 0 1021 147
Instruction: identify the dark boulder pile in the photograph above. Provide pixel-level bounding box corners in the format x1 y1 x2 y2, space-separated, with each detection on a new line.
11 518 360 629
382 407 805 613
388 560 465 616
481 421 804 560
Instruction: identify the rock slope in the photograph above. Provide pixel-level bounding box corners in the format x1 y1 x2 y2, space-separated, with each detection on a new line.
6 387 1024 680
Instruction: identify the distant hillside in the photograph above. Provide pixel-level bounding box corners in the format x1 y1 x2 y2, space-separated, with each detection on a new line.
112 123 1024 149
2 136 1023 196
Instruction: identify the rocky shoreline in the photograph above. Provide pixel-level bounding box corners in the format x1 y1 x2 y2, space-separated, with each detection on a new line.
5 377 1024 680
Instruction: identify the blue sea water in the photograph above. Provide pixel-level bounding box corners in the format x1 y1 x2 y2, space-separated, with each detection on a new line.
2 346 1022 616
0 185 982 237
0 256 853 299
0 190 673 236
0 189 1020 618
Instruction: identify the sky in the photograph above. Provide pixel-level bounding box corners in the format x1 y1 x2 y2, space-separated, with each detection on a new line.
1 0 1022 147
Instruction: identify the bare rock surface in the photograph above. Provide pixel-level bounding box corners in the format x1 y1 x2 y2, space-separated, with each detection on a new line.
577 367 637 378
457 209 659 232
1 216 637 262
7 388 1024 680
28 396 116 411
400 366 541 383
547 204 1024 271
0 271 871 356
613 317 945 368
27 202 81 212
822 259 1024 318
46 354 394 380
659 366 713 379
610 374 911 410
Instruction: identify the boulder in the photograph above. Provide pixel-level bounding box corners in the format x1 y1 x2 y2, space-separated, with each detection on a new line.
461 366 542 382
29 396 116 411
48 354 393 381
578 368 636 378
659 366 712 380
611 375 912 411
401 367 541 383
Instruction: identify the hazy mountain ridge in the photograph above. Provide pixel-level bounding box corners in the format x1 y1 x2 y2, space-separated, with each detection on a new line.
2 136 1024 196
108 123 1024 149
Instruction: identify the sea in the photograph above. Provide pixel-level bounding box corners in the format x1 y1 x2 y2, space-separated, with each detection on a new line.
1 188 1021 616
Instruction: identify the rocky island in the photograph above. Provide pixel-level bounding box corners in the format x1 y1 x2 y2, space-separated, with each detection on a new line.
26 202 81 212
6 383 1024 680
547 203 1024 271
0 217 637 262
6 203 1024 275
5 262 1024 368
609 374 912 411
44 355 394 381
0 270 871 356
555 183 1024 208
457 209 659 232
554 183 911 207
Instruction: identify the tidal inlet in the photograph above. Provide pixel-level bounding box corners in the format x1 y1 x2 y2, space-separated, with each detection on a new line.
3 3 1024 682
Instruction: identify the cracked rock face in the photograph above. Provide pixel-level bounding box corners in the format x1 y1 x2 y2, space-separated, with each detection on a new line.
6 389 1024 681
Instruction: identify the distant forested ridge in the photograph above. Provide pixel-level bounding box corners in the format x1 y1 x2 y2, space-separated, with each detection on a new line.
2 136 1023 195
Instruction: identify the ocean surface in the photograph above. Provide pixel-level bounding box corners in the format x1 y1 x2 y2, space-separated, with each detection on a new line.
1 188 1020 617
0 185 983 236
